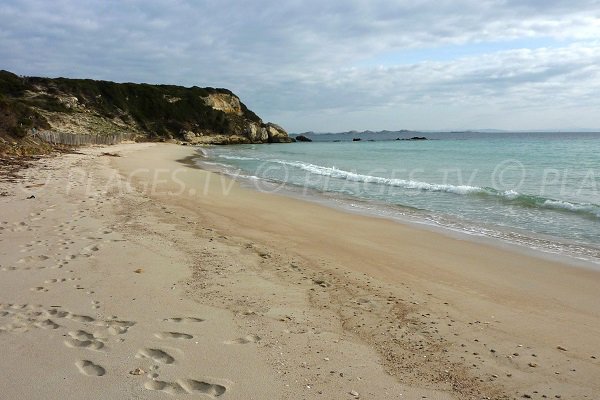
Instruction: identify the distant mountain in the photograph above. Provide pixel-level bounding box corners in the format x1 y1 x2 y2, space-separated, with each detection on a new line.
295 128 600 137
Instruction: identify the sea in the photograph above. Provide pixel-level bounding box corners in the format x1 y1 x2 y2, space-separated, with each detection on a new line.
194 131 600 265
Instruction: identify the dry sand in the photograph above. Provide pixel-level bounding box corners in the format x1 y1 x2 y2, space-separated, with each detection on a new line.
0 142 598 399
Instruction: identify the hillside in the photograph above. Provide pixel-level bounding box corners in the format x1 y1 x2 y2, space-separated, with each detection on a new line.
0 70 291 154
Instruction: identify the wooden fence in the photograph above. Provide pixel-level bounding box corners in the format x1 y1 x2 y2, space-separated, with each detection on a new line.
34 130 135 146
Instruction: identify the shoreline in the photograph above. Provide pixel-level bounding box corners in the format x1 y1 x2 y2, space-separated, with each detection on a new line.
1 142 599 399
190 150 600 271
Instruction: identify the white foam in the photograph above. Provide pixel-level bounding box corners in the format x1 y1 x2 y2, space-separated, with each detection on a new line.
272 160 485 195
543 199 600 217
502 190 520 200
218 155 259 161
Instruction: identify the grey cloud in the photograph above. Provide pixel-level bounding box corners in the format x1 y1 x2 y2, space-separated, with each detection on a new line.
255 43 600 130
1 0 599 130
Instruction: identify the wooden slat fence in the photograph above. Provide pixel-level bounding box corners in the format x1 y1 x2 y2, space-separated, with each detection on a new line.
34 130 135 145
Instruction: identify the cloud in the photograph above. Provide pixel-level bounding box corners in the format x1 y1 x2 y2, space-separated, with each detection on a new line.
253 42 600 131
1 0 599 130
255 42 600 103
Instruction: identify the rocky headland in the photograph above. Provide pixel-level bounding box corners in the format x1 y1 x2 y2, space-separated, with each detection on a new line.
0 70 292 155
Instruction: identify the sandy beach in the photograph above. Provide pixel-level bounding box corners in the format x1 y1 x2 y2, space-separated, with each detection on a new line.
1 142 599 400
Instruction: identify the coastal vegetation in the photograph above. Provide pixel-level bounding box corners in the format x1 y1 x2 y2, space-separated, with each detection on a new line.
0 70 290 155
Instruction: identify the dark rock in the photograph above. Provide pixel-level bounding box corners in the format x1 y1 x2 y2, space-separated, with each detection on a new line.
398 136 428 141
295 134 312 142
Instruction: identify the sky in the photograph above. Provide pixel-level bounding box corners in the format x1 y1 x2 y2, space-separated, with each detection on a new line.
1 0 600 133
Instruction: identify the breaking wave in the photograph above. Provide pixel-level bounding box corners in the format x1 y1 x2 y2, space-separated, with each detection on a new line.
219 155 600 219
224 157 600 220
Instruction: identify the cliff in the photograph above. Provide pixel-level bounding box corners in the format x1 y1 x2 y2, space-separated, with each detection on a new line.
0 70 292 154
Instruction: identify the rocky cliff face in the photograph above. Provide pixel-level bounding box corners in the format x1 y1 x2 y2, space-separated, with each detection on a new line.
203 93 243 116
183 121 291 145
0 70 292 148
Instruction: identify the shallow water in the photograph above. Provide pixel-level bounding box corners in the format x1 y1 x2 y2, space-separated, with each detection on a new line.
199 131 600 263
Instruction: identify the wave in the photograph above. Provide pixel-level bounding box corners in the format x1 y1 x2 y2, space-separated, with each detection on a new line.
270 160 600 219
217 155 259 161
200 161 232 168
280 160 483 195
214 155 600 220
542 199 600 217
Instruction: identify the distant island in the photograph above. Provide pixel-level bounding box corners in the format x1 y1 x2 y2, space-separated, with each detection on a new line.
292 130 431 142
0 70 292 155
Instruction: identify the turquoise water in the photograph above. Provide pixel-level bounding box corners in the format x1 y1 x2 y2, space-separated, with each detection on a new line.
198 132 600 263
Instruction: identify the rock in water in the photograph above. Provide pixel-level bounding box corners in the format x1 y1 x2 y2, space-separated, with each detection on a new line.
295 135 312 142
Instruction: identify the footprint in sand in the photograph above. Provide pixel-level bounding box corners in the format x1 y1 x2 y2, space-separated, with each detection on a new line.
1 323 29 333
80 244 100 257
145 379 226 397
30 286 48 292
163 317 205 323
136 348 175 364
76 360 106 376
154 332 194 340
45 278 67 283
94 319 136 335
64 330 105 351
35 319 60 330
224 334 261 345
45 309 69 318
107 325 129 335
67 313 95 323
